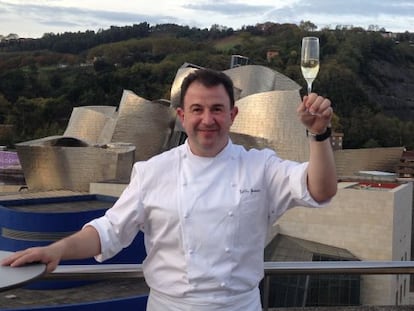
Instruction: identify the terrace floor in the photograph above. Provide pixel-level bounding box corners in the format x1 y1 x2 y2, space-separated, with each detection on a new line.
0 279 149 309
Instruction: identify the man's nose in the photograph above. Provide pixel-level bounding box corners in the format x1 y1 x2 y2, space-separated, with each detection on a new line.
201 111 214 124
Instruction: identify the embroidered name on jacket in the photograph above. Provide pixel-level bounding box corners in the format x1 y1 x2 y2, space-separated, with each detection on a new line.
240 188 261 194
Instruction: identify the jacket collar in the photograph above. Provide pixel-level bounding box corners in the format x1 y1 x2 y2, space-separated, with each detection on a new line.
182 139 234 161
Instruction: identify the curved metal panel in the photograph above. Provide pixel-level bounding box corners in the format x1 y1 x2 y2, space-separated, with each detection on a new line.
111 90 176 161
231 90 309 162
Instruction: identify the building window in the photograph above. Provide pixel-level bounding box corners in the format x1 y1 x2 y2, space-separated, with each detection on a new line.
230 55 249 68
264 255 360 307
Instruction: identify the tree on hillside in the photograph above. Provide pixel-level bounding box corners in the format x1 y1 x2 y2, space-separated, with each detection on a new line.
0 69 25 102
299 20 317 32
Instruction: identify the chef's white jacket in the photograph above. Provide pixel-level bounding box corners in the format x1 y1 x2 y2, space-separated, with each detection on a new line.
86 140 325 309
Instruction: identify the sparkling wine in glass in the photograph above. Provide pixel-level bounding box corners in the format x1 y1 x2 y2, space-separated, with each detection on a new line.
301 37 320 94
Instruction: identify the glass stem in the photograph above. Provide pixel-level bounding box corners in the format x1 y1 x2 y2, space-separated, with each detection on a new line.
307 82 312 95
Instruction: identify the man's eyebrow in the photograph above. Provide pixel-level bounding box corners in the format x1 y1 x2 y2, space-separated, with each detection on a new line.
186 103 226 110
211 103 225 107
188 103 202 108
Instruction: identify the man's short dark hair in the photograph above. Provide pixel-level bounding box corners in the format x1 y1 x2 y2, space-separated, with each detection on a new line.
179 69 235 108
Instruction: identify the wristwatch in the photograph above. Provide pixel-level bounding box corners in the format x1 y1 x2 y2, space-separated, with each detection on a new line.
306 127 332 142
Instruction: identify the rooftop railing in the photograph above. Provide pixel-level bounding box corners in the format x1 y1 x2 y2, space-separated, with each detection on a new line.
42 261 414 311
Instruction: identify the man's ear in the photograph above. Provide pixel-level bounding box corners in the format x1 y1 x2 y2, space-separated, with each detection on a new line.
176 107 185 123
230 106 238 122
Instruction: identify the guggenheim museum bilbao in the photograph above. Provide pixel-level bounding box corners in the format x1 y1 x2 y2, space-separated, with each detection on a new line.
14 63 414 306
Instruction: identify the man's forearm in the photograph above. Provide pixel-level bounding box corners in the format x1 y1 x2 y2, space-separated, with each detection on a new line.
307 139 338 202
52 225 101 261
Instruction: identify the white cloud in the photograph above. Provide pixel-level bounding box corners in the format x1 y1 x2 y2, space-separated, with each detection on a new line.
0 0 412 38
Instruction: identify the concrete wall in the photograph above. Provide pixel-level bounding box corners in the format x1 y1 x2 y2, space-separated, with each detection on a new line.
392 183 413 305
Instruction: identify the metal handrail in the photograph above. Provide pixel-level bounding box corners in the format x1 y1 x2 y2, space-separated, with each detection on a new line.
46 263 144 280
263 260 414 275
45 260 414 280
42 261 414 310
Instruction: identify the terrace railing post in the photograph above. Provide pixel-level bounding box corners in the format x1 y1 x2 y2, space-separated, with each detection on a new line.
263 274 270 311
302 274 310 307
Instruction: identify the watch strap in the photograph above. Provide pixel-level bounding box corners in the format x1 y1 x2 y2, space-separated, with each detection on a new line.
306 127 332 142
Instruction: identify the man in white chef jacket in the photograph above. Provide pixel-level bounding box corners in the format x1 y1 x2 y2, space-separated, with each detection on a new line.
2 68 337 310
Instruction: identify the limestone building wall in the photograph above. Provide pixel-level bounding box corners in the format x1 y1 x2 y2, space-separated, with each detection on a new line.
275 182 413 305
334 147 404 177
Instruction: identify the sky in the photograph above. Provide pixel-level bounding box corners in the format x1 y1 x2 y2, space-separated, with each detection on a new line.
0 0 413 39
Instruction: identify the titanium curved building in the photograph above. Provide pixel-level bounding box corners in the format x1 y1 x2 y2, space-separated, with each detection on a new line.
63 106 117 145
230 90 309 162
16 136 135 192
16 90 176 191
16 64 308 191
110 90 176 162
169 64 300 107
224 64 301 97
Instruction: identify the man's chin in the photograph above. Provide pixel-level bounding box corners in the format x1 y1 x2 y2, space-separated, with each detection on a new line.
197 132 215 141
198 140 217 150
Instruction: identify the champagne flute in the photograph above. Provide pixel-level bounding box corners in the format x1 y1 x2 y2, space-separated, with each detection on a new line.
301 37 320 94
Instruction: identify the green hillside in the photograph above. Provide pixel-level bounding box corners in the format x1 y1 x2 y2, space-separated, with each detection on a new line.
0 22 413 149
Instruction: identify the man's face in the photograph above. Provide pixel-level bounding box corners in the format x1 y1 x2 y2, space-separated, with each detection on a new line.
177 81 238 157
